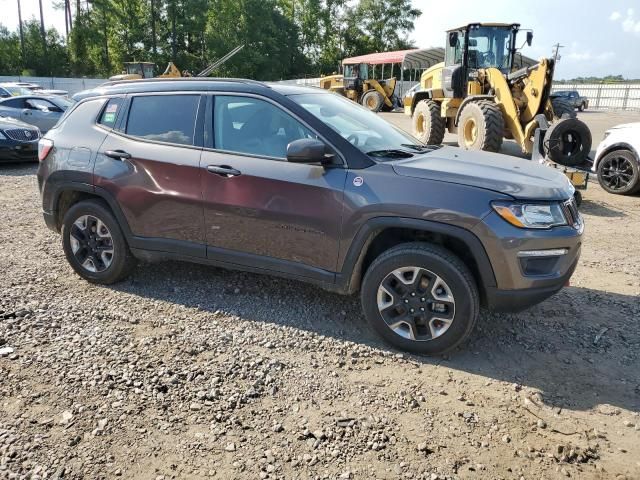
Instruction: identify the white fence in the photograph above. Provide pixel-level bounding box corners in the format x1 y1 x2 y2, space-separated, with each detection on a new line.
2 74 639 110
0 76 106 94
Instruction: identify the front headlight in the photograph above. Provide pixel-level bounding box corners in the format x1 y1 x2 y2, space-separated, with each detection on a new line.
492 201 567 229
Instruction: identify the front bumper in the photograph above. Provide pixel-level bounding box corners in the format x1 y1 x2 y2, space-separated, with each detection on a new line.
473 209 583 312
0 142 38 162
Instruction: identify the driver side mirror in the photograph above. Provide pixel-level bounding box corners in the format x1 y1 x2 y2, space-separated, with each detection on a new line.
286 138 330 165
526 31 533 46
448 32 458 48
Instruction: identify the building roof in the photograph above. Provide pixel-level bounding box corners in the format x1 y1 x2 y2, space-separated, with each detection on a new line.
342 48 446 69
342 47 537 70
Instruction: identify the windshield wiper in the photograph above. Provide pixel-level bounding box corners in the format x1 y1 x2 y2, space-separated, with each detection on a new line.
366 149 414 159
400 143 441 152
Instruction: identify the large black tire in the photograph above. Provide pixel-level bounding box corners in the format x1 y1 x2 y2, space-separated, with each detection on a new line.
596 149 640 195
361 90 384 112
361 242 479 355
579 102 587 112
551 98 577 120
457 100 504 152
543 117 592 167
61 199 137 284
412 99 445 145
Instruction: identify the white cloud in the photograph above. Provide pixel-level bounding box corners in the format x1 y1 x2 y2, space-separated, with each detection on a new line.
610 11 622 21
612 8 640 34
565 51 615 62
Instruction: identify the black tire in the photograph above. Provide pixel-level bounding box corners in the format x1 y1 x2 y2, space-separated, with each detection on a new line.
61 199 137 284
361 242 479 355
573 190 583 207
457 100 504 152
412 99 445 145
543 117 592 167
596 149 640 195
361 90 384 112
579 102 586 112
551 98 577 120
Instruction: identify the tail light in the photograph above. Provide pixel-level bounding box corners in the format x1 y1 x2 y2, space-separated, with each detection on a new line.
38 138 54 161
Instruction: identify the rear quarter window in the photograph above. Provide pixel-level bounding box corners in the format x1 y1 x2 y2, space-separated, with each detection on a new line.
97 97 123 128
125 94 200 146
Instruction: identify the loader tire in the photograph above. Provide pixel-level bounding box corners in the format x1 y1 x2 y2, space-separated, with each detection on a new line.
413 99 445 145
457 100 504 152
551 98 577 120
361 91 384 112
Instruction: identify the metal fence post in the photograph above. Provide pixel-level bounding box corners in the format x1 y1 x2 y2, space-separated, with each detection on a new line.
596 84 602 109
623 86 630 110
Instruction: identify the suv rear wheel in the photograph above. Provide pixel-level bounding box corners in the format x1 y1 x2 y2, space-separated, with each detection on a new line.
61 199 137 284
361 242 479 355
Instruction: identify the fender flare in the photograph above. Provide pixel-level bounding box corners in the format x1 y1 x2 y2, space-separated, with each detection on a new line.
453 95 495 126
410 89 434 113
336 217 497 296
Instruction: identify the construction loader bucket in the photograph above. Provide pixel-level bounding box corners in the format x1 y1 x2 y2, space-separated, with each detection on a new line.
543 117 592 167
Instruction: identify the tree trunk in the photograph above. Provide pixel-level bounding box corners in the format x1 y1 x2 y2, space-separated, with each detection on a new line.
150 0 157 57
170 0 177 62
16 0 25 66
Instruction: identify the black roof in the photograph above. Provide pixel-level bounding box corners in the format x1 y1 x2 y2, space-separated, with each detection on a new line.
73 78 326 101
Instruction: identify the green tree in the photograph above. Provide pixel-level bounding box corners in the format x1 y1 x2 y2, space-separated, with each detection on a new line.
0 26 21 75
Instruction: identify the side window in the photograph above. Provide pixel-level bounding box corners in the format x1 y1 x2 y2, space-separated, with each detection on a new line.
213 96 316 159
97 97 123 128
26 98 59 112
1 98 25 108
126 94 200 146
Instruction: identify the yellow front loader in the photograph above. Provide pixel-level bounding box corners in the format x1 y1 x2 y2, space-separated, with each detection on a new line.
109 62 182 81
404 23 591 167
320 63 398 112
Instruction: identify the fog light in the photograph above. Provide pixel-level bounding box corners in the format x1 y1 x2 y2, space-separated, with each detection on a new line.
517 249 568 258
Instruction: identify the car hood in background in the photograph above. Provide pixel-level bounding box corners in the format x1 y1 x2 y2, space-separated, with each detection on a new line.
392 146 574 201
0 115 37 130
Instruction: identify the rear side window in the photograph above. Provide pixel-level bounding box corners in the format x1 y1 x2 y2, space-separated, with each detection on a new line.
126 95 200 146
97 98 123 128
1 98 25 108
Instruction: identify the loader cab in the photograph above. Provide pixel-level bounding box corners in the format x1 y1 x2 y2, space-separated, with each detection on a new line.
343 63 369 91
124 62 156 79
446 23 520 74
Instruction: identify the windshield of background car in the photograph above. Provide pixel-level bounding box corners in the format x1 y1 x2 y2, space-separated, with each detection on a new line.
5 86 32 96
55 97 73 110
290 92 426 159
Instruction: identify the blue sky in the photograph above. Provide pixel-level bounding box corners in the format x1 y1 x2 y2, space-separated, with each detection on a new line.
2 0 639 79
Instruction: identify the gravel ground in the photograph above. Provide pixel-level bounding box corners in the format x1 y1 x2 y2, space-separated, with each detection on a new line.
1 153 639 479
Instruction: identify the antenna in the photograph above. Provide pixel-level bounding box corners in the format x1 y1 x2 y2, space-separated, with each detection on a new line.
197 45 245 77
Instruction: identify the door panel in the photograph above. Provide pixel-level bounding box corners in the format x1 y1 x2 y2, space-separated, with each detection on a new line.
200 151 346 273
95 134 205 249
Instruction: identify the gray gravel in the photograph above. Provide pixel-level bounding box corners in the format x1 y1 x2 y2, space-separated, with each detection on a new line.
0 163 639 479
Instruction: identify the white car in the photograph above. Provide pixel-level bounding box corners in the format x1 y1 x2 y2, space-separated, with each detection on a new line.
593 122 640 195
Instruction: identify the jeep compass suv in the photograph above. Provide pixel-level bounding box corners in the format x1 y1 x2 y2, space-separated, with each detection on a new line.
37 79 583 354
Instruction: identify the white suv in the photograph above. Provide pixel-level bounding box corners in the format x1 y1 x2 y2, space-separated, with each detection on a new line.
594 123 640 195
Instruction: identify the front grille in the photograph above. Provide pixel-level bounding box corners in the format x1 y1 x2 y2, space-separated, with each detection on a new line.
562 197 582 229
4 128 40 142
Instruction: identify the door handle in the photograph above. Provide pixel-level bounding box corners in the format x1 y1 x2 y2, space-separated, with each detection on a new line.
104 149 132 160
207 165 241 177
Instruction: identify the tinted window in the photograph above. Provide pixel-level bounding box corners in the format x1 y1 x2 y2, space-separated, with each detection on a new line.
98 98 123 128
214 96 316 158
126 95 200 146
1 98 25 108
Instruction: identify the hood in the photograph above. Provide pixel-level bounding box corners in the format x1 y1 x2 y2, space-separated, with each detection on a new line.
0 115 37 130
391 147 574 201
607 122 640 131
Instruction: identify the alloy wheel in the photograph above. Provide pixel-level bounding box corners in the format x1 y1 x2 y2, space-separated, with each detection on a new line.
68 215 115 273
600 155 635 191
376 266 455 341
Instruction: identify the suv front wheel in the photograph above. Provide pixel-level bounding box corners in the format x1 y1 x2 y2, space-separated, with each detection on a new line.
361 243 479 355
61 199 137 284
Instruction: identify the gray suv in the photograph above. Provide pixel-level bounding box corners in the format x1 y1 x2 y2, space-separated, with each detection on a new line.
37 79 583 355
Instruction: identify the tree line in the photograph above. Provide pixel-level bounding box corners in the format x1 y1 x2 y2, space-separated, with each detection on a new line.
0 0 421 80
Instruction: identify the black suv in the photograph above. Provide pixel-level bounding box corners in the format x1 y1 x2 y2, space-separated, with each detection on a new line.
37 79 583 354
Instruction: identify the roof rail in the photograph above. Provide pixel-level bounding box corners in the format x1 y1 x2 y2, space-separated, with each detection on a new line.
101 77 269 88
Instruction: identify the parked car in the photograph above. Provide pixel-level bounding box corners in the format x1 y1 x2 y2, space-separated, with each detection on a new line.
550 90 589 111
0 115 41 162
37 79 583 354
593 122 640 195
0 84 33 98
13 82 69 97
0 95 72 132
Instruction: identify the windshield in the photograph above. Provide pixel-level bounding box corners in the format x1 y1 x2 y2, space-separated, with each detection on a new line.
55 97 73 110
3 86 32 96
468 26 515 72
290 92 430 159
